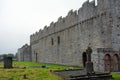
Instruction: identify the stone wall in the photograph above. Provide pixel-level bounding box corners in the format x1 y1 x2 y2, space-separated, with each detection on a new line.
17 44 31 61
17 48 21 61
110 0 120 51
30 0 120 71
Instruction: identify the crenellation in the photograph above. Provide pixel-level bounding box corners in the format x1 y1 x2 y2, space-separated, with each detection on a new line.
35 31 38 35
65 10 78 29
74 10 78 15
31 0 114 45
49 22 55 34
82 0 89 7
39 29 42 32
89 0 95 6
78 0 97 22
50 22 54 26
57 16 62 22
31 31 40 45
38 29 42 40
54 16 63 32
67 9 74 16
35 32 39 42
30 33 35 44
31 8 81 44
44 25 47 29
42 25 48 38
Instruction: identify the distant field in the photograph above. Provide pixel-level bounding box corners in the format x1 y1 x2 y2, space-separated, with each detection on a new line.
0 61 71 80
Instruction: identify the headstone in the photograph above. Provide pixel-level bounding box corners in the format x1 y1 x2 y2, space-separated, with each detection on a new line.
4 57 13 68
23 74 27 79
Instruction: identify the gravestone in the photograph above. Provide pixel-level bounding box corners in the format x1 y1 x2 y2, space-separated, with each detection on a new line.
4 57 13 68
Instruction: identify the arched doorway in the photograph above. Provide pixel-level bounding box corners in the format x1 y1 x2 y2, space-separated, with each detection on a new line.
104 54 111 71
82 52 87 68
113 54 119 71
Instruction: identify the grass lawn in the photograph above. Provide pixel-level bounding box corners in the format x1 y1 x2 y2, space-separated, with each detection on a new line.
112 73 120 80
0 61 119 80
0 61 71 80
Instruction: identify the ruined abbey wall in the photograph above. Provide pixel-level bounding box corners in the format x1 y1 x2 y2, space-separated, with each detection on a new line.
30 0 120 71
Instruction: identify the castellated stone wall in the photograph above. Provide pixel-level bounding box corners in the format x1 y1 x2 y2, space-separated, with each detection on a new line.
30 0 120 71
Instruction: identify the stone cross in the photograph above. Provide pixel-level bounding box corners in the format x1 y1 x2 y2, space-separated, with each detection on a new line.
86 47 92 62
86 47 94 74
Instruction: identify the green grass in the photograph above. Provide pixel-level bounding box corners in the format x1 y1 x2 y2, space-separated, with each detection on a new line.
1 61 119 80
13 61 70 70
0 68 61 80
112 73 120 80
0 61 71 80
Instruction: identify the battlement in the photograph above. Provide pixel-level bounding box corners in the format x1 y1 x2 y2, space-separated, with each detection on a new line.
30 0 115 44
78 0 96 22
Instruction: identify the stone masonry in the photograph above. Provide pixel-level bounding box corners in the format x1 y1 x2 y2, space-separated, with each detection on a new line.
17 44 31 61
23 0 120 71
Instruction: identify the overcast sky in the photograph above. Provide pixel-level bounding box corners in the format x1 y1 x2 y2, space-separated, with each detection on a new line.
0 0 95 54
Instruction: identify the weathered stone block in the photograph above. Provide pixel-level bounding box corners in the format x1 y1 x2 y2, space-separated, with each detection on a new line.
4 57 12 68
